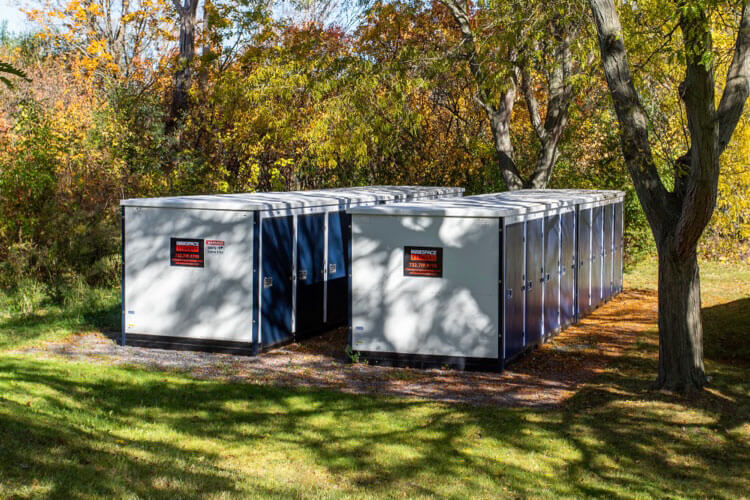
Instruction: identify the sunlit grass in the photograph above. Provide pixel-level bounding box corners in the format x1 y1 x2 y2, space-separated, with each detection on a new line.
1 354 748 499
0 260 748 498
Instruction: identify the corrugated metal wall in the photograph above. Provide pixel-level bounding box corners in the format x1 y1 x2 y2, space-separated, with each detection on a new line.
577 208 592 317
504 222 526 360
560 211 576 327
544 214 561 336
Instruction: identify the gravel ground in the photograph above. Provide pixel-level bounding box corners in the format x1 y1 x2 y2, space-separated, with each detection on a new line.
13 290 652 408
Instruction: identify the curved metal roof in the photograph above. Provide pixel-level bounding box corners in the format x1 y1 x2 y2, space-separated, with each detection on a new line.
120 186 465 211
347 189 624 218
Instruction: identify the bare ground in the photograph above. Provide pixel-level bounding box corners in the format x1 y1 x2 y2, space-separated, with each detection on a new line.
13 289 657 408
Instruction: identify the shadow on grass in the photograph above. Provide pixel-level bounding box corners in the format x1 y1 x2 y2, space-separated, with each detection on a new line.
1 354 749 499
703 297 750 366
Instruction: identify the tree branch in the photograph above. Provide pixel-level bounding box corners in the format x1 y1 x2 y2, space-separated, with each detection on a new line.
673 5 719 259
588 0 670 237
716 0 750 154
520 66 546 141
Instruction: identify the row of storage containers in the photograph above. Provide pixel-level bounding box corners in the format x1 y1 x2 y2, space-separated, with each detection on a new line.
348 189 624 370
120 186 464 354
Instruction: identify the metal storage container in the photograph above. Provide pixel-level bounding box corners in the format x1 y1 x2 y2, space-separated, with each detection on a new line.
576 192 624 315
120 186 464 354
347 189 624 371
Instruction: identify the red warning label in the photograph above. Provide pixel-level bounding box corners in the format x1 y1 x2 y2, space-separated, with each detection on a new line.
403 246 443 278
170 238 204 268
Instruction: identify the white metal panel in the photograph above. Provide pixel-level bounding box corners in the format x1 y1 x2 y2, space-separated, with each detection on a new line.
121 186 465 212
348 189 622 218
124 207 253 342
351 215 499 359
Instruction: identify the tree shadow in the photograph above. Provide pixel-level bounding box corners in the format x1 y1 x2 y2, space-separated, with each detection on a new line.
702 297 750 366
2 353 749 499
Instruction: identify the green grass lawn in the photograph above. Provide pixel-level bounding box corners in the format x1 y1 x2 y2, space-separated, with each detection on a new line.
1 259 749 499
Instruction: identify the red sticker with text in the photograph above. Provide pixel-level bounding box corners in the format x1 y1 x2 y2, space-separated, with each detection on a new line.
170 238 204 268
403 246 443 278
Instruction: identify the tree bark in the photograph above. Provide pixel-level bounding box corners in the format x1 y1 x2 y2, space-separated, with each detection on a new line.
656 246 706 392
170 0 200 125
520 29 573 189
440 0 574 191
588 0 750 392
485 84 525 190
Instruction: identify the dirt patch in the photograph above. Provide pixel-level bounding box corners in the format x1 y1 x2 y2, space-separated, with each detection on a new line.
14 289 658 408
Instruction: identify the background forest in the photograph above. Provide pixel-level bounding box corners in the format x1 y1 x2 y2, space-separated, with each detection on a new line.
0 0 747 293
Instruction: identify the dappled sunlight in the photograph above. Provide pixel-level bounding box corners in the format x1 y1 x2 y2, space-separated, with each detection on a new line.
1 352 748 498
7 286 739 411
2 261 749 498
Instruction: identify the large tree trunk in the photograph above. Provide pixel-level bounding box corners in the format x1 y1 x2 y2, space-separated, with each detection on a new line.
588 0 750 392
656 246 707 391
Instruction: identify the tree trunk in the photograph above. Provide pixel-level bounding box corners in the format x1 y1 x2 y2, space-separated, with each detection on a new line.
588 0 750 393
656 246 707 392
486 87 524 191
169 0 199 125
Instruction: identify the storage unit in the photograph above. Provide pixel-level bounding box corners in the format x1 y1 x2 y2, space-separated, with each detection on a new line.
348 189 624 371
576 191 624 314
121 186 464 354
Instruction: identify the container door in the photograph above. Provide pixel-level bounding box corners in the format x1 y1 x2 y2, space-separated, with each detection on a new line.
296 213 325 339
603 204 614 301
504 222 525 360
326 211 350 327
614 202 624 293
544 214 560 337
577 208 592 317
525 218 544 346
560 211 576 327
592 206 604 309
261 216 294 347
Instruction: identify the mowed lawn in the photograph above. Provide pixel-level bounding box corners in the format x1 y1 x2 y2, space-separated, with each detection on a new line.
1 260 749 499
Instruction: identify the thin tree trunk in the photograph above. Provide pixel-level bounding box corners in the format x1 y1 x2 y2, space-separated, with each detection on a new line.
170 0 199 125
486 86 524 190
656 246 707 392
